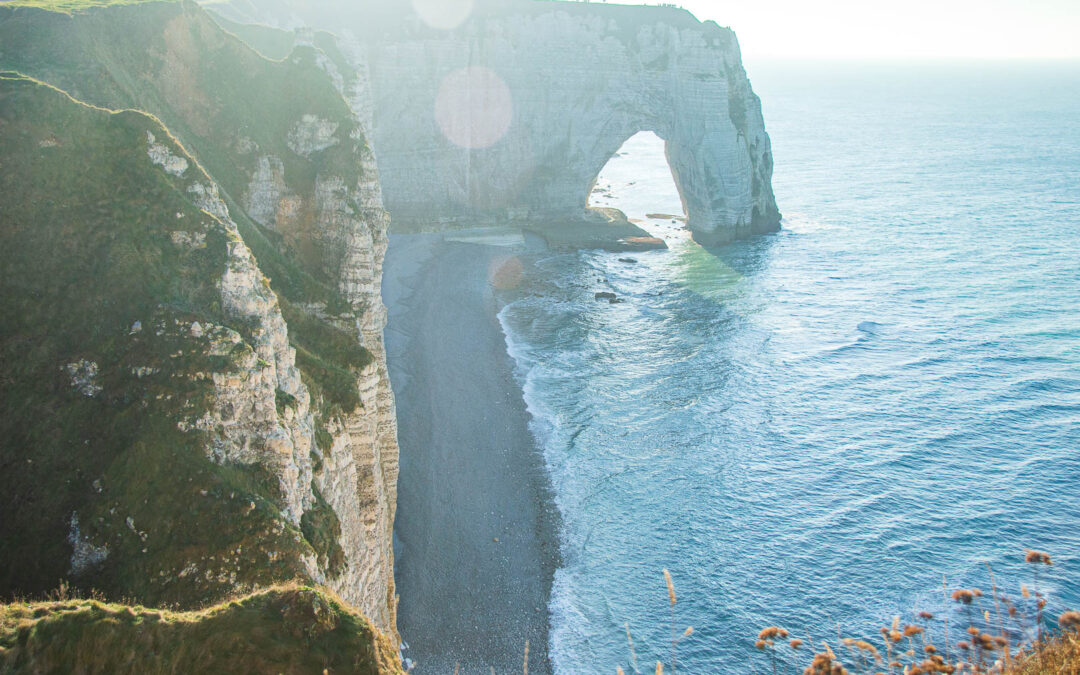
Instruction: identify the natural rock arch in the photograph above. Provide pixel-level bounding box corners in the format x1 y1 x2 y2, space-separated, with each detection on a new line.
208 0 781 245
361 2 780 245
586 131 683 216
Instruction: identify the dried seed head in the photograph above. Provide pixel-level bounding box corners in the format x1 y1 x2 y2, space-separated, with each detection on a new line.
1025 550 1052 565
790 639 804 650
663 569 676 606
1060 610 1080 631
951 589 974 604
918 611 934 620
903 625 924 637
804 651 849 675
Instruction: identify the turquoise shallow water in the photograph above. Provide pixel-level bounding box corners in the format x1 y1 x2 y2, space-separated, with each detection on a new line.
497 61 1080 673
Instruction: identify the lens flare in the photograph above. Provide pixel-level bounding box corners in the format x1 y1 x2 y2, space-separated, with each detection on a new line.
434 66 513 150
490 256 524 290
411 0 474 31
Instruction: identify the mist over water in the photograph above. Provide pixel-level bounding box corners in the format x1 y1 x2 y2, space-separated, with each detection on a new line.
497 62 1080 673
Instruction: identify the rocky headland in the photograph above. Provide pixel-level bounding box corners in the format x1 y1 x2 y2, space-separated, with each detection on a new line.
0 0 400 658
0 0 777 672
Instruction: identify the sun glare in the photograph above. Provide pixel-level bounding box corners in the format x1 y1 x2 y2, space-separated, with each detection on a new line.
676 0 1080 60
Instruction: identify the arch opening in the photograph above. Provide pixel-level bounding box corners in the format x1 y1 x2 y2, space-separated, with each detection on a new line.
587 131 688 228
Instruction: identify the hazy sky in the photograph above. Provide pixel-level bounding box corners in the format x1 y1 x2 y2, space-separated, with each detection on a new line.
666 0 1080 60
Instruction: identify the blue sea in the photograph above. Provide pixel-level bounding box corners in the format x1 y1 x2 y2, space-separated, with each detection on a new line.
497 61 1080 673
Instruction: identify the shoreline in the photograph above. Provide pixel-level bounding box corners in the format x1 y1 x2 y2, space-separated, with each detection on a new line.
383 233 559 674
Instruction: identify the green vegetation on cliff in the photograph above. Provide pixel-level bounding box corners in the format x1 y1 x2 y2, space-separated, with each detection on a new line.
0 0 404 657
0 72 323 606
0 0 389 612
0 586 402 674
209 10 297 61
0 0 376 414
0 0 164 13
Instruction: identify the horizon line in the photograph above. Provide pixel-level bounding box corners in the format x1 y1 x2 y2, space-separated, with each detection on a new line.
741 55 1080 63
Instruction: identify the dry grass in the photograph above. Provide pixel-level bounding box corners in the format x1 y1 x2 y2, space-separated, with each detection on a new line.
608 571 695 675
1006 629 1080 674
747 550 1078 675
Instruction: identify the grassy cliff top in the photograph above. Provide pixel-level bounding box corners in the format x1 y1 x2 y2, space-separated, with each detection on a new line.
0 70 336 609
0 586 403 674
0 0 170 13
213 0 735 43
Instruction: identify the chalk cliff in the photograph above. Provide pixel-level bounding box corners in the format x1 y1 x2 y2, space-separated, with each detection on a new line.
208 0 780 246
0 0 780 668
0 0 399 646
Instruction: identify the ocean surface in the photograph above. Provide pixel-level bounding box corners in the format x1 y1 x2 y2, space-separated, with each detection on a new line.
496 61 1080 673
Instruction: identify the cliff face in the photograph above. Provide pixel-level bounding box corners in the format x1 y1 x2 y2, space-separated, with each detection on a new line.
0 0 776 664
0 0 398 644
0 68 317 606
207 0 780 246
